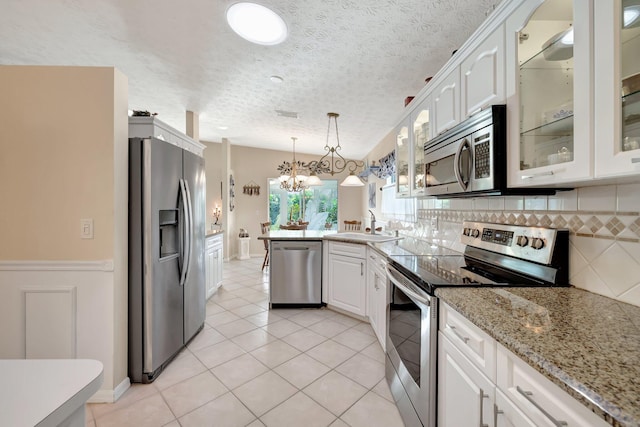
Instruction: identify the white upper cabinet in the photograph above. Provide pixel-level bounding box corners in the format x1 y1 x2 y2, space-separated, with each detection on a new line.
594 0 640 177
461 24 506 118
506 0 593 186
395 119 411 197
411 95 432 197
433 67 461 136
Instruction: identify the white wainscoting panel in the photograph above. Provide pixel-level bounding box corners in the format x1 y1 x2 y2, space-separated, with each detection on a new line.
0 260 123 402
24 287 77 359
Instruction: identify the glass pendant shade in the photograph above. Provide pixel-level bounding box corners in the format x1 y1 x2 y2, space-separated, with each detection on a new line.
305 173 323 186
340 172 364 187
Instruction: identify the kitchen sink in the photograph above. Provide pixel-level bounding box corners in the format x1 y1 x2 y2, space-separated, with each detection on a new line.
324 232 402 243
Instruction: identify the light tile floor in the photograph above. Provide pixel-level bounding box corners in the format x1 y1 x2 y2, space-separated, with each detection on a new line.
87 257 405 427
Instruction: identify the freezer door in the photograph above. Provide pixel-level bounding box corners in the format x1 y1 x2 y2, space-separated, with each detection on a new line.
143 138 184 375
183 150 206 342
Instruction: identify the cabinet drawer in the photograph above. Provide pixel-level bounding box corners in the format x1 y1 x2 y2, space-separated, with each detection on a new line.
206 234 223 249
329 241 366 258
496 344 609 427
495 389 536 427
367 248 386 270
440 302 496 381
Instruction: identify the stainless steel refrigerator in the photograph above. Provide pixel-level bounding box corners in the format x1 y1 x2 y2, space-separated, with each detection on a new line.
128 136 206 383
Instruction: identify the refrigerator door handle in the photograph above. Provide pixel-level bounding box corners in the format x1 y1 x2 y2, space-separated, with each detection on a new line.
183 179 194 285
179 178 191 287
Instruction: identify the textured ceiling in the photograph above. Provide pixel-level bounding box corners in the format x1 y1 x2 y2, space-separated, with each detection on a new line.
0 0 498 158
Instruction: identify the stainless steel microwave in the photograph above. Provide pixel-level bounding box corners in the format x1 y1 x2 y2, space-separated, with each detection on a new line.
424 105 508 197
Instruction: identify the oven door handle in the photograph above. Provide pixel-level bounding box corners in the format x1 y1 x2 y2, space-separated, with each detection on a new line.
454 137 471 191
385 264 431 306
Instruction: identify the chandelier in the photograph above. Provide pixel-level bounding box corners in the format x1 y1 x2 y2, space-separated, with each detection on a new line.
316 112 365 187
277 137 323 192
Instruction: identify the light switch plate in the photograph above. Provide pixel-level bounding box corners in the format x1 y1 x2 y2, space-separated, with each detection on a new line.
80 219 94 239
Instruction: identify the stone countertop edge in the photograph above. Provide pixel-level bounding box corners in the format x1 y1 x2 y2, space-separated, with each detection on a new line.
257 230 402 244
205 230 224 238
257 230 335 240
435 287 640 427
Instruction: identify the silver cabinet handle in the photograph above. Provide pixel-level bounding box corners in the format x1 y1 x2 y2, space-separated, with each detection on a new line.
522 171 555 179
516 386 568 426
494 404 503 426
632 158 640 163
479 389 489 427
361 262 364 276
448 324 470 344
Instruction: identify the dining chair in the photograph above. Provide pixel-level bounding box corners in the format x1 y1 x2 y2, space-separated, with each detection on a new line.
260 222 271 271
343 220 362 231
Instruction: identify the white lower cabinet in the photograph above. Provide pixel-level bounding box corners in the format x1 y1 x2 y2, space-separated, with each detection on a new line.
439 302 610 427
438 332 495 427
205 234 223 300
496 343 609 427
366 248 387 350
327 242 366 316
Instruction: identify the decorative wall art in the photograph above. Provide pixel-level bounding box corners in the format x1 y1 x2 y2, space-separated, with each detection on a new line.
229 174 235 212
378 150 396 178
242 181 261 196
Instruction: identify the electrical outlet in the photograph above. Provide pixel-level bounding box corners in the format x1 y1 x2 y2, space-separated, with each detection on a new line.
80 219 94 239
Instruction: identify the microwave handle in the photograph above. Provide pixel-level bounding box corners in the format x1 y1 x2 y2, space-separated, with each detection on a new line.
454 138 472 191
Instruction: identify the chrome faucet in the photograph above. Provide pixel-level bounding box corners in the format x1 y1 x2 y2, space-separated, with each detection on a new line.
368 210 376 234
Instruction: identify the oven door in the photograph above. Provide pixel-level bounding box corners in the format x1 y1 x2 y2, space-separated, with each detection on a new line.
385 264 437 427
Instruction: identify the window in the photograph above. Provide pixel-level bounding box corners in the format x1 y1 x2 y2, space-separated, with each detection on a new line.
268 179 338 230
381 180 416 222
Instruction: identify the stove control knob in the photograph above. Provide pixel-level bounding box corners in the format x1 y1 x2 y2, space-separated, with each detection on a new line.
530 238 545 250
516 235 529 247
471 228 480 238
463 227 471 236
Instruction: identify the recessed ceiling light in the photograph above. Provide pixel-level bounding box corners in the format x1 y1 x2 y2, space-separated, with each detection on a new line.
270 75 284 83
226 3 287 46
218 126 229 130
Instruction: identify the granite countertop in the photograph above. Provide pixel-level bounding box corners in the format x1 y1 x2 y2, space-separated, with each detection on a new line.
206 229 224 238
435 287 640 427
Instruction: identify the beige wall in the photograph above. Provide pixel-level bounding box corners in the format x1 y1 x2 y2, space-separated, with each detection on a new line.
0 65 129 397
203 141 224 231
0 66 118 260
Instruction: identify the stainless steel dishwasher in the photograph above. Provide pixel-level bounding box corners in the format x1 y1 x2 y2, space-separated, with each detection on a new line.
269 240 322 308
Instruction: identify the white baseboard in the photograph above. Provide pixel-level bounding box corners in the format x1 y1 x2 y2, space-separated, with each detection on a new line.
88 377 130 403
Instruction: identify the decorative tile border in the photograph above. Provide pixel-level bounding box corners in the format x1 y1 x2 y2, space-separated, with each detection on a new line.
418 209 640 243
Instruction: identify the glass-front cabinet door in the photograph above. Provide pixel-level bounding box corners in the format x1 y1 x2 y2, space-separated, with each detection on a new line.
594 0 640 177
411 96 431 196
507 0 592 186
395 120 411 197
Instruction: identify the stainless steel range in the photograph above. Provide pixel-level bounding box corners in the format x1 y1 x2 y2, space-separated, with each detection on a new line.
380 222 569 427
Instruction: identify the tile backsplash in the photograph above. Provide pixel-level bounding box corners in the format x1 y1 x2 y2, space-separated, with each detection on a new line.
398 183 640 307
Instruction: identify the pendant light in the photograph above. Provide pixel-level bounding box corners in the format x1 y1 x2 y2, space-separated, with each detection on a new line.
316 112 364 186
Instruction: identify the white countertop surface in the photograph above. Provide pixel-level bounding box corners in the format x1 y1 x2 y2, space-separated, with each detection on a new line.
0 359 103 427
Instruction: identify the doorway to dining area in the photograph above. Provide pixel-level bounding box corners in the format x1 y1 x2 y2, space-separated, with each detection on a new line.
268 179 339 230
